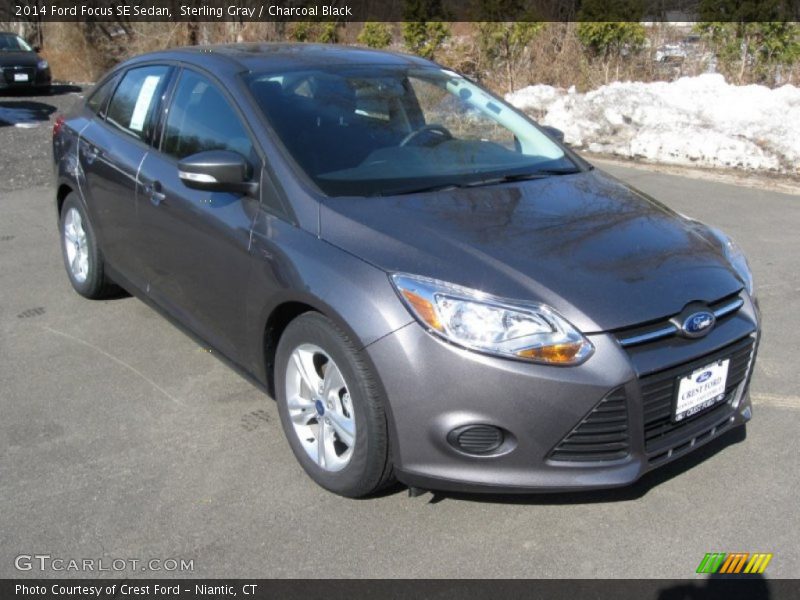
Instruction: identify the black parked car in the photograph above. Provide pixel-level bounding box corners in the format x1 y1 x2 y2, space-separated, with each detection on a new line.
0 32 51 92
52 44 759 497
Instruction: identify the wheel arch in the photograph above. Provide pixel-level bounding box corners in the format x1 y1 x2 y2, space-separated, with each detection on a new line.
258 292 396 398
56 182 73 216
260 293 385 396
261 300 317 399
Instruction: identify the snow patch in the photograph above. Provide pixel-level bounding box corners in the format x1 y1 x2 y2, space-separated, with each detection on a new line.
506 74 800 174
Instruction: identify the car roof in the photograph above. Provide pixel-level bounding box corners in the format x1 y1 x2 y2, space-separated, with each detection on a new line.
124 43 434 74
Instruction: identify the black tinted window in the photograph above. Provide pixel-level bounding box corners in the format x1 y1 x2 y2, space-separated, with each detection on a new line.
106 66 170 141
87 75 119 116
162 70 253 161
0 34 33 52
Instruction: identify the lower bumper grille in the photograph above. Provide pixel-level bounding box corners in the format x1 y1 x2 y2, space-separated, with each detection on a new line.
548 387 629 462
647 408 736 466
640 335 755 455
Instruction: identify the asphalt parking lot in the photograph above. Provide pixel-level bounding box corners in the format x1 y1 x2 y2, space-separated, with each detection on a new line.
1 89 798 579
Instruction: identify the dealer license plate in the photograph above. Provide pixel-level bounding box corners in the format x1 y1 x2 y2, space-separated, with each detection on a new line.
673 359 730 422
14 73 29 82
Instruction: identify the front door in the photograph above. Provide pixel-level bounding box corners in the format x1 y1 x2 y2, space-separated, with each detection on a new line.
137 68 261 360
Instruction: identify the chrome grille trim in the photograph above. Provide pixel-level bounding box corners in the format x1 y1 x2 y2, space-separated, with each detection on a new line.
616 293 745 348
618 325 677 347
712 297 744 319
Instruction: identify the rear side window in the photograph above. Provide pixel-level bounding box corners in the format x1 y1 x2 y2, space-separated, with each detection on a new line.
86 74 119 117
105 65 171 141
161 69 253 161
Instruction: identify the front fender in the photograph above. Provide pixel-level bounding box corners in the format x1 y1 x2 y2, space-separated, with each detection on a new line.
244 211 413 385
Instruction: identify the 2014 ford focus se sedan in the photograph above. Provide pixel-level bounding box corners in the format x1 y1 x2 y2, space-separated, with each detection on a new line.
52 44 759 497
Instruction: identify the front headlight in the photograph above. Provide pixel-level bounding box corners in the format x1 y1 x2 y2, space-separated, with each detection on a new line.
37 59 49 70
723 236 754 297
391 274 593 365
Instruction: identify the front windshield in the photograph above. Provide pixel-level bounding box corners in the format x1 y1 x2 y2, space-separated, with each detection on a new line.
0 34 33 52
246 65 578 197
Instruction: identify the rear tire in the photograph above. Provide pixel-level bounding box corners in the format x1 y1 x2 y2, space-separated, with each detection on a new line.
275 312 394 497
59 192 117 299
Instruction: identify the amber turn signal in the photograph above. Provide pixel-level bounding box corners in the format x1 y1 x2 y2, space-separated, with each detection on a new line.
516 342 585 364
401 289 444 332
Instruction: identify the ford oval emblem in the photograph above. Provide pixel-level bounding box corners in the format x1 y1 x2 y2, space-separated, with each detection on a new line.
681 311 716 338
696 370 713 383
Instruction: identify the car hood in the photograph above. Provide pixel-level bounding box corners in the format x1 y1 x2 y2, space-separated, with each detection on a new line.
0 51 38 67
320 169 744 333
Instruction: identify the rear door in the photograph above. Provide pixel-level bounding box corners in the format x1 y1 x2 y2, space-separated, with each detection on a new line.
78 64 173 285
136 67 262 360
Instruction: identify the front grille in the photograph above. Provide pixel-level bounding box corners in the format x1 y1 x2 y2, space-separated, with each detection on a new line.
615 291 744 348
548 387 629 462
641 335 755 455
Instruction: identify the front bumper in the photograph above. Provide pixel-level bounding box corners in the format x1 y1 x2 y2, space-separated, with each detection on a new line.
366 293 759 493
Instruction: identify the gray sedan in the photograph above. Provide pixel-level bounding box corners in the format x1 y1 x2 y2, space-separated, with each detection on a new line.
52 44 759 497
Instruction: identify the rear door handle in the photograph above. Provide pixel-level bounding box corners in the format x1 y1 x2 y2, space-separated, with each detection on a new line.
82 143 100 163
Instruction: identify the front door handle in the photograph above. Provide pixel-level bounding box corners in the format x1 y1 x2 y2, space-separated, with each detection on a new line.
145 181 166 206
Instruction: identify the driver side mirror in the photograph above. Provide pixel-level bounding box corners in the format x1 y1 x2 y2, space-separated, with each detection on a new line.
178 150 259 196
33 45 41 53
541 126 565 144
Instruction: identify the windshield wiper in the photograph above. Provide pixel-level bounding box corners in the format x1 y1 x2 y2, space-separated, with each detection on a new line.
465 168 581 187
381 168 581 196
382 182 471 196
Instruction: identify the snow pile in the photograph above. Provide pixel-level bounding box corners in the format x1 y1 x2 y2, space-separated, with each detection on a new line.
506 74 800 174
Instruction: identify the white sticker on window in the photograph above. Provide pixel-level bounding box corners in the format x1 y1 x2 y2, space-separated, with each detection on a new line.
129 75 161 133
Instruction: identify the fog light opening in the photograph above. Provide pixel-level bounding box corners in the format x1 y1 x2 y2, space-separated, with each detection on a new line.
447 424 506 456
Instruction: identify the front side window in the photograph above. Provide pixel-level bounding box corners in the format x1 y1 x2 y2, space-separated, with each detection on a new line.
247 65 578 197
162 69 254 161
105 65 171 141
0 34 33 52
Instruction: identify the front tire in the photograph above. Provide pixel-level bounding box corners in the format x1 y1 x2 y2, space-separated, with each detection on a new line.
59 192 116 299
275 312 394 497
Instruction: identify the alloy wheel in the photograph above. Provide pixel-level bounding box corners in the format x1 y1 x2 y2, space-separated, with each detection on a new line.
285 343 356 472
63 207 89 283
